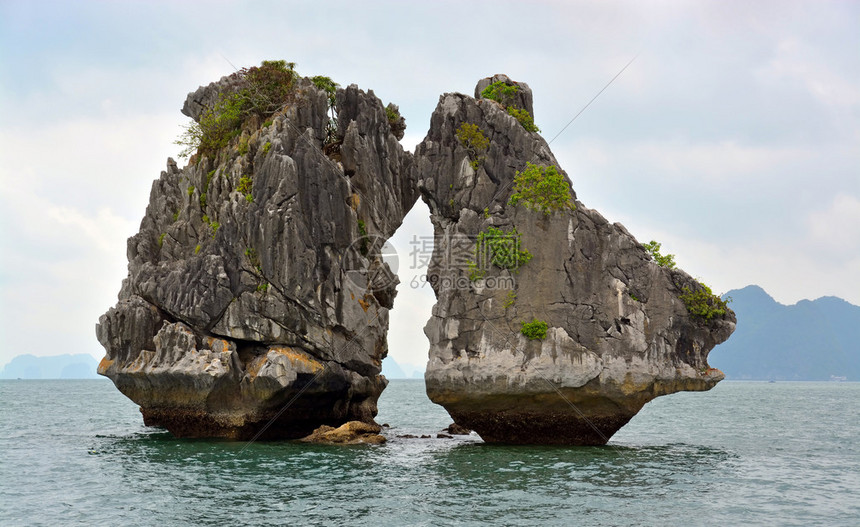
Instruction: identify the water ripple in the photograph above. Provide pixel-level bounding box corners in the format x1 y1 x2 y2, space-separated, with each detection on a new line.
1 380 858 526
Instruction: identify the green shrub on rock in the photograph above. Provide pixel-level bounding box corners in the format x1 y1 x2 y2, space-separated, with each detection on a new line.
456 123 489 171
479 226 532 272
385 105 399 125
384 103 406 140
237 175 253 196
520 319 548 340
193 92 247 156
506 107 539 132
643 241 676 269
509 162 574 215
481 81 519 107
242 60 298 116
311 75 341 146
175 60 300 160
479 80 539 132
237 136 250 155
468 226 532 280
311 75 338 106
680 282 730 321
456 123 489 153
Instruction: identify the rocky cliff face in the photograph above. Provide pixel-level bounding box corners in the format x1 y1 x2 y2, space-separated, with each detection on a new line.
98 69 734 444
414 75 735 445
97 73 417 439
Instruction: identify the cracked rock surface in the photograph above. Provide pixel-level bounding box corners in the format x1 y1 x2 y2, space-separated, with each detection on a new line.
97 76 417 439
414 76 736 445
98 72 734 444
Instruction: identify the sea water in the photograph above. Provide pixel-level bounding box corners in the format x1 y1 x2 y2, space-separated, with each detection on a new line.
1 379 858 526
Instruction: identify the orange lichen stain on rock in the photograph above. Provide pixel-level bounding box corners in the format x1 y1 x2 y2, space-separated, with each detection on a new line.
203 337 232 353
650 376 716 396
270 346 324 373
358 294 375 313
127 354 147 373
350 192 360 211
619 373 642 396
244 354 268 379
97 357 114 375
372 338 386 364
699 367 723 377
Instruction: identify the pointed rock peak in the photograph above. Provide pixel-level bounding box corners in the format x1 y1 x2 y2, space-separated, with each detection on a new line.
474 74 534 117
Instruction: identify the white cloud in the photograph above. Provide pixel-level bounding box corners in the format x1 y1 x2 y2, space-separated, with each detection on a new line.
759 38 860 108
0 187 135 365
807 193 860 255
0 108 179 366
629 140 812 188
0 114 181 219
2 0 860 370
632 216 860 307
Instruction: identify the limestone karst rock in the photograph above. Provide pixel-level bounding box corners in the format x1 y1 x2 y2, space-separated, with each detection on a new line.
299 421 386 445
413 75 736 445
97 66 735 444
97 68 417 439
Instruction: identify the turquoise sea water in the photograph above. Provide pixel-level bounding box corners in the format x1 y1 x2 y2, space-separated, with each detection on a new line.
1 379 858 526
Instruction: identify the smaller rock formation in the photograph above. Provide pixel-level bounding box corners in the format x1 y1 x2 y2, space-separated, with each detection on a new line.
415 75 736 445
444 423 472 435
300 421 386 444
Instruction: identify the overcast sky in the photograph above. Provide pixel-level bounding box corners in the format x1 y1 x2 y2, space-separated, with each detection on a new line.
1 0 858 371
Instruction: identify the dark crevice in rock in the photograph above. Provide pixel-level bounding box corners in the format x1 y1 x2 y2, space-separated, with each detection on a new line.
97 69 734 444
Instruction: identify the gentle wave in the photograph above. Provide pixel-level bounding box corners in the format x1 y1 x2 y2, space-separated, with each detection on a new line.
1 380 858 526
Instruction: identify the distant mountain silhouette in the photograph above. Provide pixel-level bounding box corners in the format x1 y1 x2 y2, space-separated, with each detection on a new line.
0 354 101 379
382 356 424 379
710 285 860 380
382 356 407 379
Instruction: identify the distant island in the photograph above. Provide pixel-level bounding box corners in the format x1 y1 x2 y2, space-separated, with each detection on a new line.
381 357 424 379
3 285 856 382
711 285 860 381
0 354 102 379
385 285 860 382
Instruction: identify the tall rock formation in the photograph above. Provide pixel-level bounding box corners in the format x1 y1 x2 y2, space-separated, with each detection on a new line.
97 67 735 444
414 75 736 444
97 67 417 439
